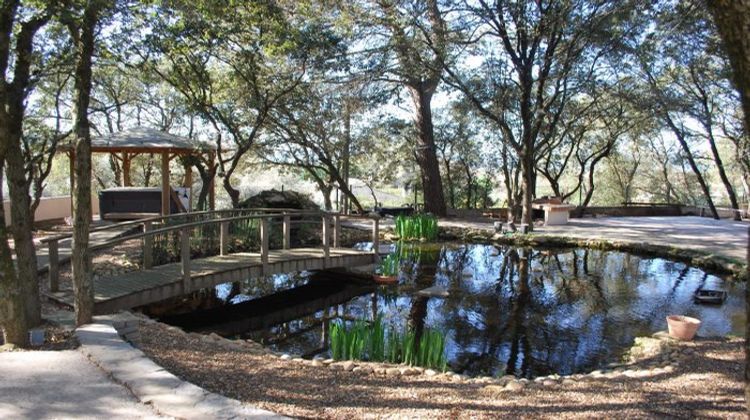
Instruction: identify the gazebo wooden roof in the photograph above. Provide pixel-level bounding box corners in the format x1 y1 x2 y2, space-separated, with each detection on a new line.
60 127 216 215
59 127 216 154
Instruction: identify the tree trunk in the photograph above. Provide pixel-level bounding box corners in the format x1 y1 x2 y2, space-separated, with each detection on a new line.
223 176 241 208
0 4 50 340
322 187 332 211
706 1 750 411
194 162 216 211
462 160 473 209
342 103 352 214
708 2 750 137
0 164 28 346
69 3 100 326
520 150 535 229
409 85 446 216
707 134 741 220
309 172 333 211
443 159 456 209
5 136 40 326
333 178 364 214
664 115 720 219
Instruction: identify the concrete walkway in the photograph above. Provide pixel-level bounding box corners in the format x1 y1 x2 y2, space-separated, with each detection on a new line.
536 216 747 263
0 351 167 419
0 319 285 419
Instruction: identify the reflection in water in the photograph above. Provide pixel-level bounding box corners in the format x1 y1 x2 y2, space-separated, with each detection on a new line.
143 244 745 378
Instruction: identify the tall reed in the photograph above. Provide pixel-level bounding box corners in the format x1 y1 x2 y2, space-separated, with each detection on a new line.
395 214 439 241
377 253 401 276
329 317 448 370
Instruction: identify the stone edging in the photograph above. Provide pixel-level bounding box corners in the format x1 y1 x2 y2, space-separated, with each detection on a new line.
434 226 746 280
266 331 689 393
75 315 286 420
141 311 688 393
503 234 746 280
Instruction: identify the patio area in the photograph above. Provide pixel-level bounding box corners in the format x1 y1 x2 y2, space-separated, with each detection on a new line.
537 216 747 263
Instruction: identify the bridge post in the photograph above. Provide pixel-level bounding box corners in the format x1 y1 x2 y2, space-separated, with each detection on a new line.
261 217 270 274
333 214 340 248
220 220 229 255
283 214 291 250
322 214 330 268
48 239 59 292
180 227 191 291
143 221 153 269
372 217 380 262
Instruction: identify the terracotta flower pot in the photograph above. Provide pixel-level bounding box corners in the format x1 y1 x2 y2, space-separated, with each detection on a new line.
373 274 397 285
666 315 701 341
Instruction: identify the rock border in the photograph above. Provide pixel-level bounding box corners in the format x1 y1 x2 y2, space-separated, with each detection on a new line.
268 330 689 393
76 313 286 420
434 226 746 280
131 310 691 395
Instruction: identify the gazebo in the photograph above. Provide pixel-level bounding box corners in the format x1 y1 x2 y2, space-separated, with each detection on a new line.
58 127 217 216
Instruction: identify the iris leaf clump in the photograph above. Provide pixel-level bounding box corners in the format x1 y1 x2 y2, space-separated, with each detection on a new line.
329 317 448 371
394 214 438 241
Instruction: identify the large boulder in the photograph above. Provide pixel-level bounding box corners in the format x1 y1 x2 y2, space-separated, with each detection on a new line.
238 189 319 211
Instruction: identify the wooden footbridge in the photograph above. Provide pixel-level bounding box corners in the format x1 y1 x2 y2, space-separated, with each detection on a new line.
42 209 381 315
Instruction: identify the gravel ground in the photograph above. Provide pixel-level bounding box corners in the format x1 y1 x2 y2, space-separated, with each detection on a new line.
137 321 746 419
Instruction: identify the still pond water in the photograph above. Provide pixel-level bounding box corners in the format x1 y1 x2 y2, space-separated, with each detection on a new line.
143 244 744 378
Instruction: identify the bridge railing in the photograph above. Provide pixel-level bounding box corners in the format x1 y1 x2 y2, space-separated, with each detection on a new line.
44 210 380 292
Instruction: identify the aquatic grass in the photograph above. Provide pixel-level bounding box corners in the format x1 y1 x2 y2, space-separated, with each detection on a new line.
369 317 386 361
416 329 447 370
330 319 369 360
329 317 448 370
377 253 401 276
395 214 438 241
396 242 441 265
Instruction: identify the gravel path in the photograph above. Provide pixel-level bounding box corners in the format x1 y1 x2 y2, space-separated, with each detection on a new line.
137 321 746 419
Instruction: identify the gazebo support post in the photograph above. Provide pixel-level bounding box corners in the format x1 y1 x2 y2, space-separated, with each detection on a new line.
161 152 170 215
122 152 132 187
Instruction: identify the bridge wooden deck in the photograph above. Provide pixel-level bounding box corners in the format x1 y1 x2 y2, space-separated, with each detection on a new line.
47 247 377 315
41 210 383 315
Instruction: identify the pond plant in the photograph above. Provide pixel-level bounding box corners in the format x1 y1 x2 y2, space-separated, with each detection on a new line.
329 317 448 371
395 214 438 241
377 253 401 276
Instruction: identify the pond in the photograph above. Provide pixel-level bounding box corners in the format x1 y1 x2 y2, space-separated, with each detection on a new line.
140 243 745 378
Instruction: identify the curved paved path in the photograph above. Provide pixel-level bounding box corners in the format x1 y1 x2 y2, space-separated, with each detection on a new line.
536 216 747 263
438 216 747 264
0 350 167 419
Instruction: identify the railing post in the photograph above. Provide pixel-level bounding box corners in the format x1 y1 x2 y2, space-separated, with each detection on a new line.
181 227 191 291
372 217 380 262
261 217 270 274
220 220 229 256
143 221 153 269
283 214 291 250
333 214 340 248
48 239 59 292
322 214 330 268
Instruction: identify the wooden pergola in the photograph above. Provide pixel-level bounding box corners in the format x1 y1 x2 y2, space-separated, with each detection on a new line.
59 127 216 215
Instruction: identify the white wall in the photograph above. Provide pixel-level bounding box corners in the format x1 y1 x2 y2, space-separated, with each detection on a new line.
3 195 100 226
